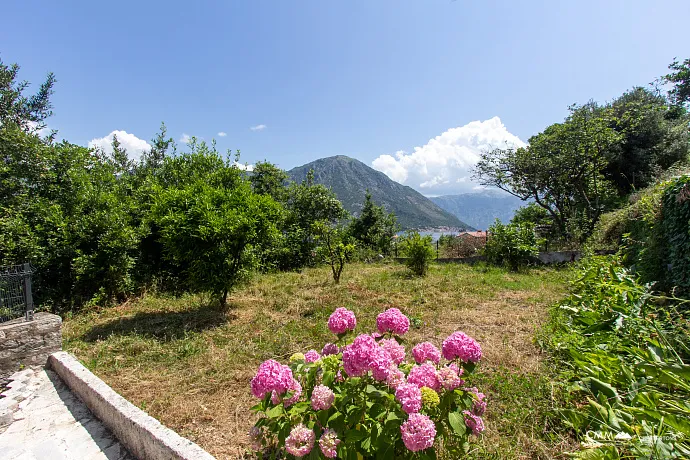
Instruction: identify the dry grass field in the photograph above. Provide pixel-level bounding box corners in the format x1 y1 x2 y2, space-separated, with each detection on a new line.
63 262 576 459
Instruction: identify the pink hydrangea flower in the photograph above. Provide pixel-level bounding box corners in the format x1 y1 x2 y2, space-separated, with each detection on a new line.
437 366 464 391
318 429 341 458
395 383 422 414
463 410 485 435
376 308 410 335
251 359 294 399
271 378 302 407
321 343 339 356
342 334 378 377
464 387 487 415
311 384 335 411
248 426 262 451
442 331 482 363
386 367 406 389
342 334 394 380
304 349 321 363
447 362 460 374
401 413 437 452
407 363 441 391
328 308 356 334
380 338 406 365
285 424 315 457
412 342 441 364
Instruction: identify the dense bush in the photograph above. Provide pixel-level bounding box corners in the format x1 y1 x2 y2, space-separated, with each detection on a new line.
151 149 283 306
483 220 539 271
250 307 487 458
589 172 690 294
400 232 435 277
659 176 690 294
437 234 484 258
541 256 690 458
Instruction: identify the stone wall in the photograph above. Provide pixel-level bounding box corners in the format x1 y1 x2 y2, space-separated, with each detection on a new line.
0 312 62 378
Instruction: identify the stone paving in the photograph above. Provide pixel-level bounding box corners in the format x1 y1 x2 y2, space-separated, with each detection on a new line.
0 368 133 460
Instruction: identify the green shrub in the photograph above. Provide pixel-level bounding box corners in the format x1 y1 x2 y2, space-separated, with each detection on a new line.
400 232 435 276
541 256 690 458
589 172 690 294
151 150 282 307
484 220 539 271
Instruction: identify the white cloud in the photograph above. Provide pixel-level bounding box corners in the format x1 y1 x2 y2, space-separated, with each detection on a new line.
25 121 53 138
250 124 267 132
371 117 525 195
233 162 254 171
217 132 227 137
179 133 191 144
88 130 151 161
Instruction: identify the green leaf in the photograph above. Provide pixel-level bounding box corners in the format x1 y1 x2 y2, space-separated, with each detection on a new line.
584 377 620 402
346 429 368 442
448 411 466 437
265 404 284 419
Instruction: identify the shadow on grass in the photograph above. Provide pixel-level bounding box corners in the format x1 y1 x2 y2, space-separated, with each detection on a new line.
80 302 237 343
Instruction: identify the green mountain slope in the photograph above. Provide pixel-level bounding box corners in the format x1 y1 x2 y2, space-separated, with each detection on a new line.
430 191 525 231
288 156 471 230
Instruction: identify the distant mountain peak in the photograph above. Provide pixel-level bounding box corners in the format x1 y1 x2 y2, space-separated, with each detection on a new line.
288 156 473 230
430 192 525 231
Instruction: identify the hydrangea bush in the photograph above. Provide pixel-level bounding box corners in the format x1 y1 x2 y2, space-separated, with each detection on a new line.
249 307 487 459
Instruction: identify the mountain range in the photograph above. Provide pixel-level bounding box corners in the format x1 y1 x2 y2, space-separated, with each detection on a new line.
288 156 472 230
430 191 526 231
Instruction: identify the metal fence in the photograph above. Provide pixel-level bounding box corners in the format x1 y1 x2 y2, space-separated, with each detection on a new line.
0 264 34 322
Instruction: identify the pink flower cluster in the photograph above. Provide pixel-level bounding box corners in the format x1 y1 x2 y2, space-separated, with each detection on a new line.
304 349 320 363
442 331 482 363
464 387 486 415
386 367 406 389
311 384 335 411
285 424 315 457
342 334 393 381
401 413 437 452
321 343 339 356
463 410 485 436
437 366 464 391
407 363 441 391
412 342 441 364
248 426 262 451
318 429 340 458
328 307 356 334
271 377 301 407
379 338 406 365
376 308 410 335
250 359 294 399
395 383 422 414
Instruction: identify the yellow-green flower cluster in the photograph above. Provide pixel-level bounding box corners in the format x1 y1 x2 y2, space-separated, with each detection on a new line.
420 386 440 410
289 352 305 363
320 354 341 373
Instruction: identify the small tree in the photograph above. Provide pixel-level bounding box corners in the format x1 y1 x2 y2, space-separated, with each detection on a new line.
348 190 399 255
401 231 435 276
151 149 282 306
484 220 539 271
313 221 355 284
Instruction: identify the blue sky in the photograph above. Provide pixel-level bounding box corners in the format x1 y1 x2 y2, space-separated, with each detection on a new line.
3 0 689 195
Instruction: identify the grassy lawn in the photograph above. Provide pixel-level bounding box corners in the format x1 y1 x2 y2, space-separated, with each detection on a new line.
63 262 576 459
